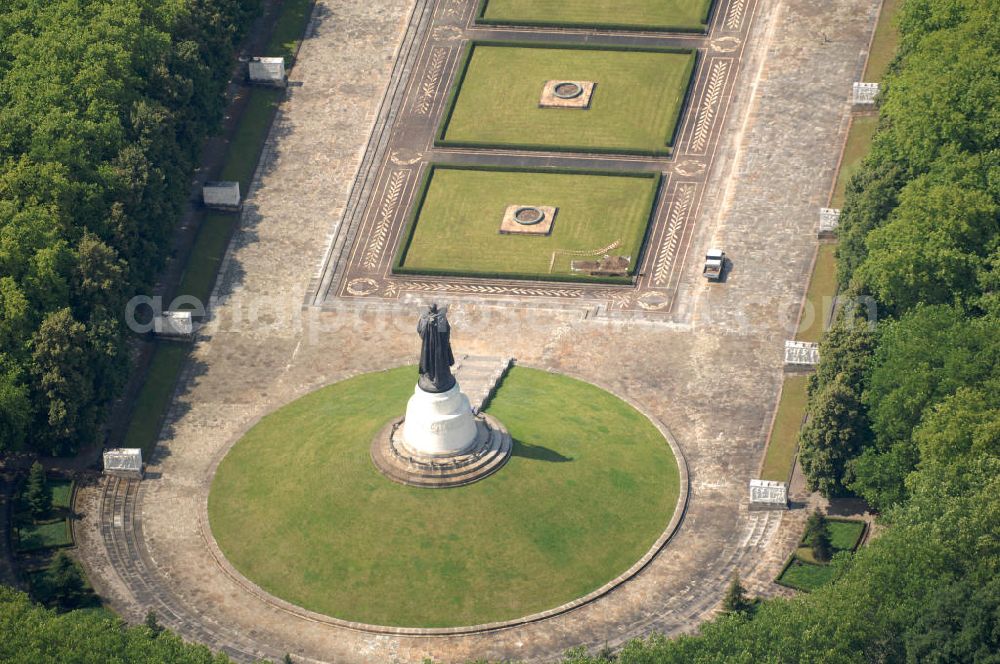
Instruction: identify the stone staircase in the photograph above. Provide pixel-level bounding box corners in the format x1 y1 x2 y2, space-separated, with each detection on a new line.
453 355 514 412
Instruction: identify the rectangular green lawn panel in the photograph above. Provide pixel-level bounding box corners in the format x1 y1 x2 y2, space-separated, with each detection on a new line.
17 520 72 553
478 0 713 32
778 558 837 592
760 375 810 482
795 519 866 564
50 480 73 510
828 519 865 551
395 166 660 282
438 43 696 155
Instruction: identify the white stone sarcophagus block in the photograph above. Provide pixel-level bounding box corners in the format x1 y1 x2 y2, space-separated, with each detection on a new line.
153 310 194 339
749 479 788 510
248 57 286 86
784 340 820 367
103 448 143 480
852 82 880 105
819 207 841 237
202 181 241 210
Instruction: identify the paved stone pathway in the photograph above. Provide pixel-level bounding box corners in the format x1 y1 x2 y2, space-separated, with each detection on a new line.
71 0 882 661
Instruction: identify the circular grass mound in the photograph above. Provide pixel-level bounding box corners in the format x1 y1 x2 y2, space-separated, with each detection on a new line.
208 366 679 628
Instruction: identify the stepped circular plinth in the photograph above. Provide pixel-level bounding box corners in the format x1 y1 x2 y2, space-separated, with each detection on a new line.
371 413 512 487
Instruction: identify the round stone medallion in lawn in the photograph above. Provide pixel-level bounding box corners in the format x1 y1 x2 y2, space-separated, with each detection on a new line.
208 365 682 629
514 205 545 225
553 81 583 99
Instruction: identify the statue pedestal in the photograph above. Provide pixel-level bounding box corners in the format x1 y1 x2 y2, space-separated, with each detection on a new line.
371 382 512 488
402 384 479 456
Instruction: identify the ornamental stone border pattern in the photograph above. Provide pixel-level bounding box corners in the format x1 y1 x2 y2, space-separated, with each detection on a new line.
195 364 690 636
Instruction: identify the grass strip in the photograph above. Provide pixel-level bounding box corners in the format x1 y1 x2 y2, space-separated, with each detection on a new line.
831 115 878 209
795 519 866 564
121 343 190 457
120 6 312 457
759 375 810 482
796 243 838 343
49 480 73 510
265 0 314 62
777 558 837 592
863 0 901 82
827 518 866 551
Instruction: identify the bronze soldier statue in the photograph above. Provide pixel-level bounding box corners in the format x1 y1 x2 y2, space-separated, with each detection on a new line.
417 304 456 393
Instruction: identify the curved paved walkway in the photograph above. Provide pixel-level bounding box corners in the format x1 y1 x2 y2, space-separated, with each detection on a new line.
73 0 880 661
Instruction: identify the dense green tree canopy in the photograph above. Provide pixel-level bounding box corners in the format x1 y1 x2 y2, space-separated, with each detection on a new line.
811 0 1000 510
849 306 999 509
0 586 234 663
0 0 258 454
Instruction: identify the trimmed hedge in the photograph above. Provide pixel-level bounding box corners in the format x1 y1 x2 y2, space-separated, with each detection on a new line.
434 41 698 156
391 163 662 285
